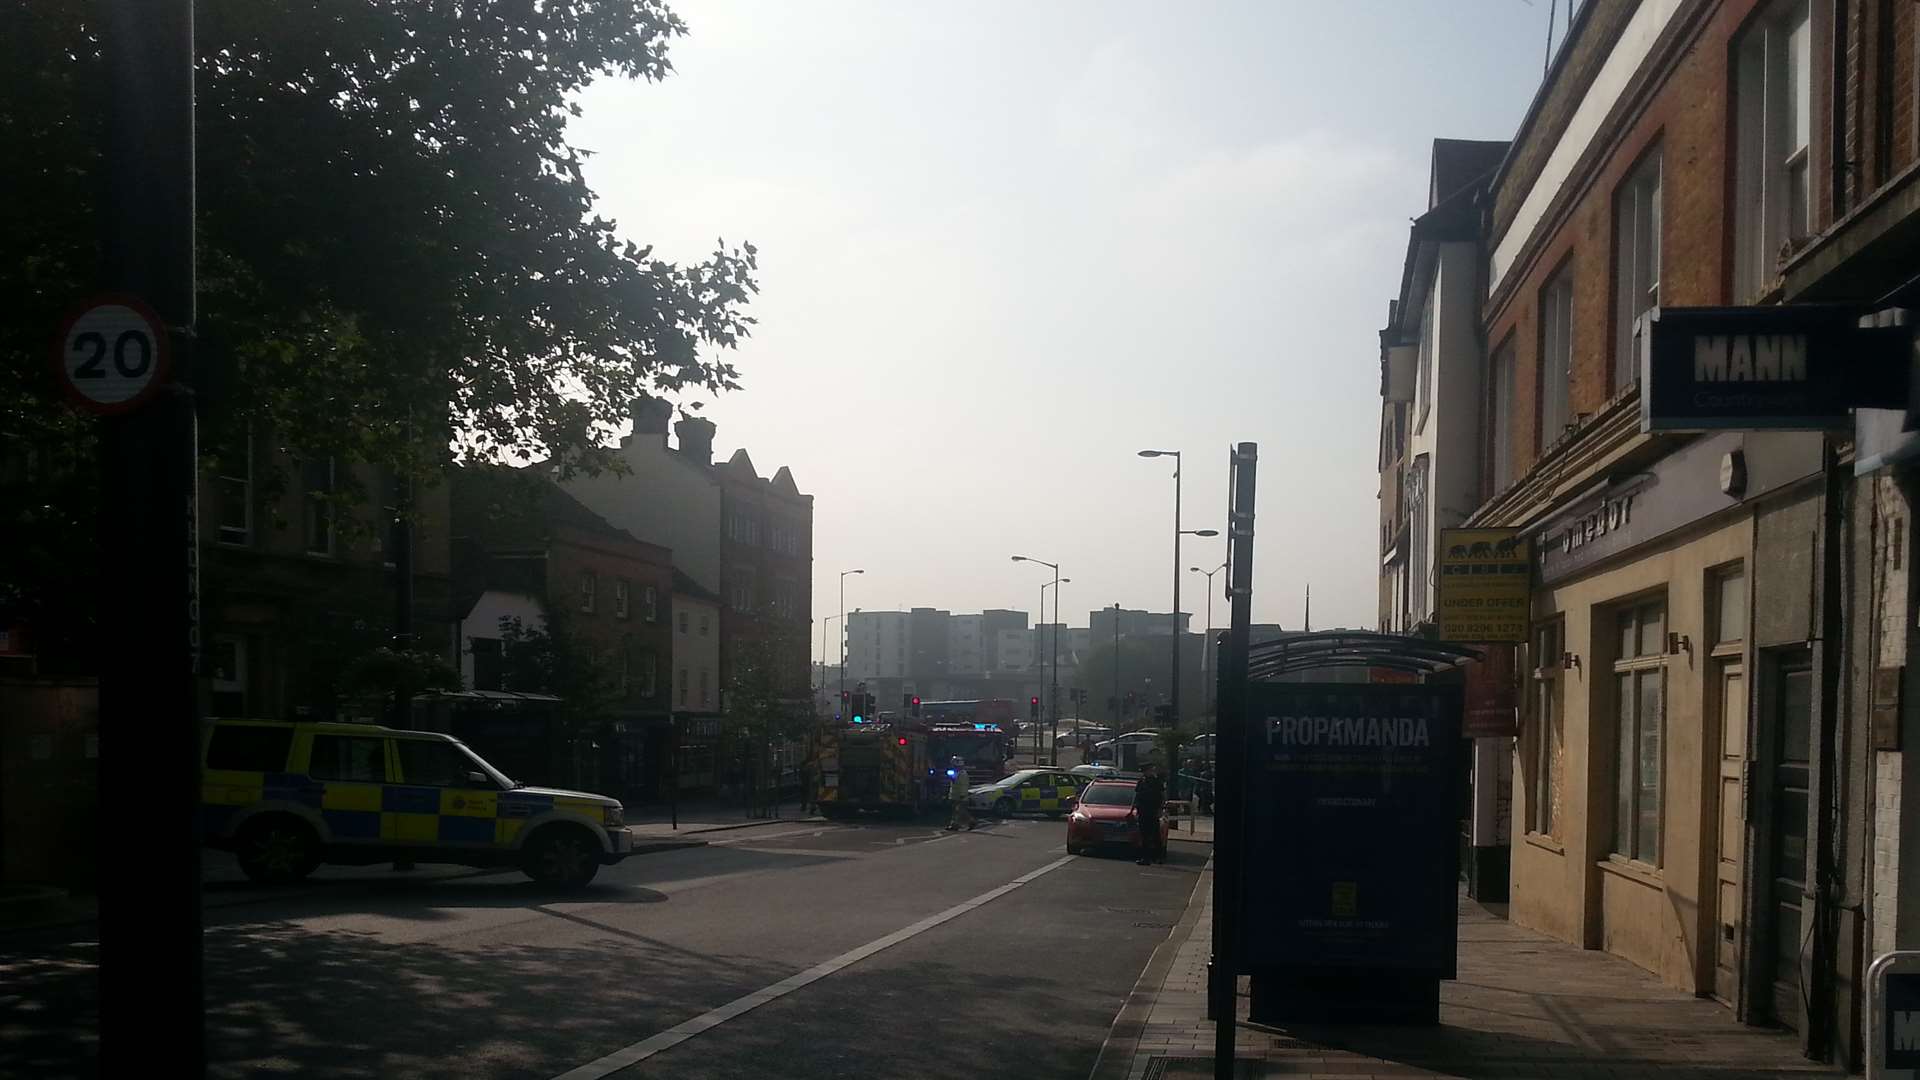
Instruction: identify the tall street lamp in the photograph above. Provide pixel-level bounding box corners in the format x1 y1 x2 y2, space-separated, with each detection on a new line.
1011 554 1062 765
838 569 864 709
1041 576 1071 763
1190 561 1226 781
819 613 840 697
1138 450 1218 735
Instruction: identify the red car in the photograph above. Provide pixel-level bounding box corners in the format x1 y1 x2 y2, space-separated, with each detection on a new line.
1065 779 1168 856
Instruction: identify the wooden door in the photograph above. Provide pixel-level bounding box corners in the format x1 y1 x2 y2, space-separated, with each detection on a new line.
1710 661 1746 1005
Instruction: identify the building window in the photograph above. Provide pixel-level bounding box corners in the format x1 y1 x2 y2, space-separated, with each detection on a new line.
216 434 252 546
1539 269 1573 450
1715 566 1747 651
210 634 248 716
699 614 710 637
1531 621 1564 838
580 571 597 614
620 634 632 696
678 610 689 634
1613 150 1661 390
302 458 335 556
643 585 658 622
1612 598 1669 866
1414 289 1436 432
1489 338 1517 492
1405 455 1430 622
730 578 754 614
470 637 503 692
1734 0 1812 299
640 650 657 699
699 669 711 707
613 578 631 620
678 667 689 707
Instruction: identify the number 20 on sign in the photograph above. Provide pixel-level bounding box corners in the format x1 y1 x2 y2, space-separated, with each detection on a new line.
52 296 172 415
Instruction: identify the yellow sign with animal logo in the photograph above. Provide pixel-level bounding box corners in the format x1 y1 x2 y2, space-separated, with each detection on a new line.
1436 528 1531 643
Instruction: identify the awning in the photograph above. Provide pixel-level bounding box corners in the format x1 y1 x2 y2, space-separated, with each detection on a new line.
1246 631 1481 682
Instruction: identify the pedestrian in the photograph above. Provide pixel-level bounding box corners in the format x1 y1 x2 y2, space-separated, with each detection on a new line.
1133 762 1166 865
945 756 976 832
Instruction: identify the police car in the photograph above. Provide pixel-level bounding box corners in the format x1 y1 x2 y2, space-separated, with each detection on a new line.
200 718 634 887
967 768 1084 819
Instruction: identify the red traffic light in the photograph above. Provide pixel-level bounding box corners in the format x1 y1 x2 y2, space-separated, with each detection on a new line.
911 696 921 705
1030 696 1039 705
897 737 908 746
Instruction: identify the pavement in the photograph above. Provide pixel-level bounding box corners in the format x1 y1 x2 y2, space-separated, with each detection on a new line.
2 810 1203 1079
1091 864 1840 1080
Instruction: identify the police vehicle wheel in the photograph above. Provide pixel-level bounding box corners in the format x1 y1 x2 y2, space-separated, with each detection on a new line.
993 797 1014 819
236 816 319 884
524 826 600 888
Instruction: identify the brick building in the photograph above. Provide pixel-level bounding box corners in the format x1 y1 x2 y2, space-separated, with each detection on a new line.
1379 0 1920 1067
450 467 674 803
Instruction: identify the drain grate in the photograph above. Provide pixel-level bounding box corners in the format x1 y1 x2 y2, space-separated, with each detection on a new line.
1141 1057 1262 1080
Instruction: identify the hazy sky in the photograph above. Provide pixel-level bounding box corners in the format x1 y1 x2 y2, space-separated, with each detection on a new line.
571 2 1553 655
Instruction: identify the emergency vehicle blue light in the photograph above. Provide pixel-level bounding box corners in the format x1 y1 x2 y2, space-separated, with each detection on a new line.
945 769 956 778
852 715 864 724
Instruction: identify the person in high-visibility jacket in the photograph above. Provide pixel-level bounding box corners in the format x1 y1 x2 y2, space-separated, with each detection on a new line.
945 757 976 831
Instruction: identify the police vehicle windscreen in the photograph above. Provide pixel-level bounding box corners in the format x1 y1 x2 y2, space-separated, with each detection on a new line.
1079 782 1134 806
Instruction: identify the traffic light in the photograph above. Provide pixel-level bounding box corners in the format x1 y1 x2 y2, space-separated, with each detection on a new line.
910 695 922 718
902 693 912 712
1029 695 1040 721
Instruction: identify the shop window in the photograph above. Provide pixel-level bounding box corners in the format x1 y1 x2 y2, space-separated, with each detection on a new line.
1734 0 1813 299
1613 150 1661 390
1531 621 1565 838
1612 599 1669 866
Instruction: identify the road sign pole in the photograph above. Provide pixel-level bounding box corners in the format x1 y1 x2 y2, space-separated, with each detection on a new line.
97 0 202 1071
1211 443 1257 1080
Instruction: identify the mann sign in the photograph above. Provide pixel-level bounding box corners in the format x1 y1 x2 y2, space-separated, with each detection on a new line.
1640 306 1909 432
1239 682 1461 1018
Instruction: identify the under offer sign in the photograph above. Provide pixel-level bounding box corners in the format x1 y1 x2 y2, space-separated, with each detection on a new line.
1436 528 1531 644
1640 305 1909 432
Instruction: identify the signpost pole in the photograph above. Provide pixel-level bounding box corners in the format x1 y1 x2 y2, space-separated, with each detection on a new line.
1211 443 1257 1078
97 0 202 1069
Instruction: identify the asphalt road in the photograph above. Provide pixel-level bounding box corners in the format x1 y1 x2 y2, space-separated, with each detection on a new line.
3 816 1205 1080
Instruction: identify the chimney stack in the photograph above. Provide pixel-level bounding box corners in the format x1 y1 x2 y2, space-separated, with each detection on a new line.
675 417 716 465
630 396 673 448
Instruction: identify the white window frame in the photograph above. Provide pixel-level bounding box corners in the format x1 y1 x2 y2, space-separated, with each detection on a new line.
580 571 597 614
1613 150 1661 390
216 433 252 546
642 585 658 622
1611 598 1669 868
1734 0 1813 299
613 578 630 620
1531 620 1564 838
1490 339 1517 492
1539 270 1574 450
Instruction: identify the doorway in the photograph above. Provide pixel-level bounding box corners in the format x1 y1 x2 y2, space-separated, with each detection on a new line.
1709 658 1745 1005
1763 657 1813 1032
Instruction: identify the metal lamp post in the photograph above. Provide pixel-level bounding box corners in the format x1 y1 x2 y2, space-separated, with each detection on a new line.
1190 561 1226 786
838 569 864 711
1137 450 1217 735
1011 555 1062 765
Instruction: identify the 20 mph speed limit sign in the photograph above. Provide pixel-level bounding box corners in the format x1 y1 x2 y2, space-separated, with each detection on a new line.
53 296 173 415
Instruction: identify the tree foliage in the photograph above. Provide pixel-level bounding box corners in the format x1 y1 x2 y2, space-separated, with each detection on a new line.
2 0 757 671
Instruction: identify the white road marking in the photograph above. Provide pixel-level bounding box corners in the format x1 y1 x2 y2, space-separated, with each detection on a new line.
548 854 1076 1080
703 827 833 846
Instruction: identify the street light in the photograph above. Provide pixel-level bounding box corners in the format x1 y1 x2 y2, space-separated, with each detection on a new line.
1012 554 1062 765
1138 450 1219 736
1190 561 1227 785
839 569 864 709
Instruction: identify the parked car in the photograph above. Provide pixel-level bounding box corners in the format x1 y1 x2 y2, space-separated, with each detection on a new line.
1065 779 1168 856
200 717 633 887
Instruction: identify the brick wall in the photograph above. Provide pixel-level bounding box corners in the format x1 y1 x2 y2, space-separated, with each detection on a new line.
547 523 673 717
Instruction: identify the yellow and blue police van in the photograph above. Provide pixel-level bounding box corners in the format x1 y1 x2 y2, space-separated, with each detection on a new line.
966 768 1085 819
200 718 633 887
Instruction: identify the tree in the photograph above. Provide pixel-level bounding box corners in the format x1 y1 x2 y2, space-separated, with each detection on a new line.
725 618 811 815
3 2 758 668
496 613 620 788
337 646 463 718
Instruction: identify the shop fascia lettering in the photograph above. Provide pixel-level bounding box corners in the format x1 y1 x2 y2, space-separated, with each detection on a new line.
1265 714 1432 748
1548 491 1635 555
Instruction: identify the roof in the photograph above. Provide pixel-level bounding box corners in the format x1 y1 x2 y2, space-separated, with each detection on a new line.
452 464 669 563
672 567 723 605
1429 139 1509 206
